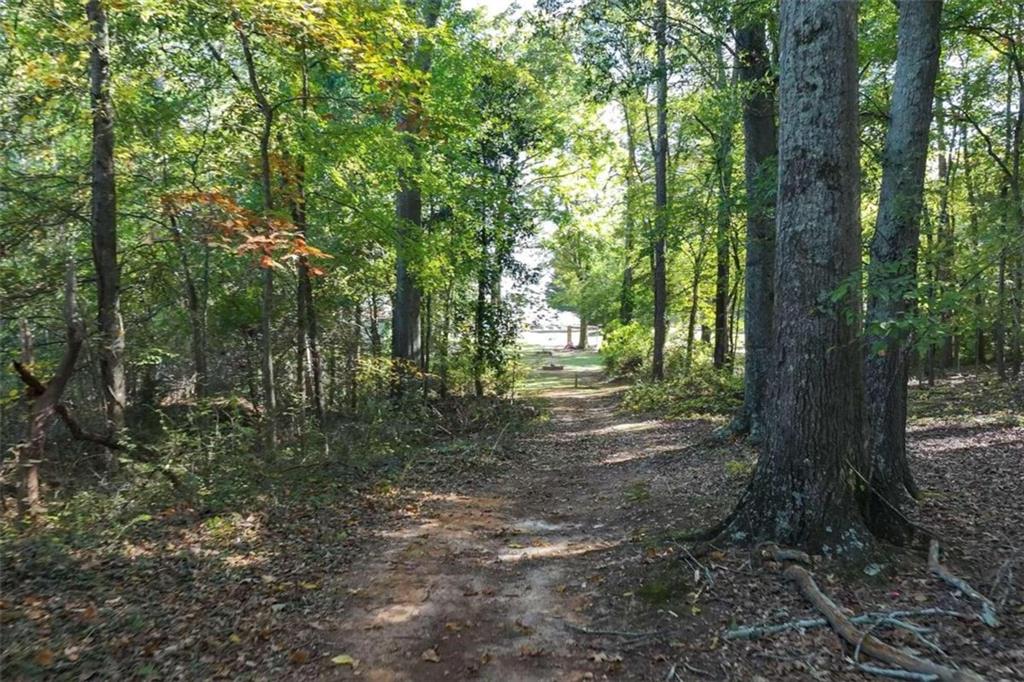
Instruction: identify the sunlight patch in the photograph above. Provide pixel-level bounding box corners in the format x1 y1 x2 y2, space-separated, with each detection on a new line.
370 603 424 625
588 421 661 435
496 538 620 562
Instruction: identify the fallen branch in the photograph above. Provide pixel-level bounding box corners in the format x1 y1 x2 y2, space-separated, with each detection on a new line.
12 365 186 496
725 608 967 640
927 540 999 628
564 622 661 639
784 565 982 682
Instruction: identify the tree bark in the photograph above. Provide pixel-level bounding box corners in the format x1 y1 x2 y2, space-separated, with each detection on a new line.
712 48 735 371
169 214 208 398
392 0 441 383
235 14 277 447
651 0 668 381
15 263 86 516
934 94 957 368
727 0 867 552
862 0 943 543
577 318 588 350
86 0 126 435
369 294 382 357
731 21 777 442
620 101 638 325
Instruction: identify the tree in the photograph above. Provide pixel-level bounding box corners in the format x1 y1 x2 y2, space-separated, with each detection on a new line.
724 0 867 552
863 0 944 543
651 0 668 381
86 0 126 436
729 17 777 442
392 0 442 377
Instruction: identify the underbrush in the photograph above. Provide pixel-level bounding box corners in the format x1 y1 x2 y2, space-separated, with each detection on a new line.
601 321 651 376
622 363 742 418
1 393 539 548
0 392 539 678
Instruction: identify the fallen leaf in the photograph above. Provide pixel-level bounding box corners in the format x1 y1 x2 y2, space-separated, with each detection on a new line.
289 649 310 665
34 649 55 667
421 647 441 662
331 654 357 666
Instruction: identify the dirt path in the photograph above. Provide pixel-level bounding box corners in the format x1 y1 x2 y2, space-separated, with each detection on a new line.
318 374 1024 682
324 384 723 681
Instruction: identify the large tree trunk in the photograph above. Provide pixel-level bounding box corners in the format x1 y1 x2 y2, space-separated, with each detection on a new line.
727 0 866 552
577 318 588 350
392 0 440 384
730 21 777 442
651 0 668 381
392 185 423 367
87 0 126 435
862 0 943 544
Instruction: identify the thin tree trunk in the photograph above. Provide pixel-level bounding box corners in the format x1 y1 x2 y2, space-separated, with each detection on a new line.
577 318 588 350
169 215 208 398
963 130 987 365
651 0 668 381
620 101 638 325
995 248 1008 378
15 263 86 516
475 267 486 398
712 49 735 371
934 95 957 369
440 285 452 398
87 0 126 435
236 14 277 448
685 256 704 369
347 303 361 414
862 0 943 543
369 295 382 357
727 0 866 552
730 21 777 441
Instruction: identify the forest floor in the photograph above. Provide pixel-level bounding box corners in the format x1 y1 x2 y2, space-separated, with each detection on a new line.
2 354 1023 680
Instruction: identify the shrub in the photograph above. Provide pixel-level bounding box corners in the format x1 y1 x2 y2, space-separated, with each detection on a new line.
622 363 742 418
601 321 651 376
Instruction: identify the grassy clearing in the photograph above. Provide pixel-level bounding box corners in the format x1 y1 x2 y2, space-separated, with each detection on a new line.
515 345 605 394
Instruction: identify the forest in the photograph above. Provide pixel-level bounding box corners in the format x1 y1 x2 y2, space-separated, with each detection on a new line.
0 0 1022 679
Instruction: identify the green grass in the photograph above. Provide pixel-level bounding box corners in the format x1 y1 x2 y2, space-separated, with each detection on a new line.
516 344 605 394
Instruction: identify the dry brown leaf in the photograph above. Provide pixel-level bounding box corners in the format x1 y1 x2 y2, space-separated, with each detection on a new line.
34 649 55 668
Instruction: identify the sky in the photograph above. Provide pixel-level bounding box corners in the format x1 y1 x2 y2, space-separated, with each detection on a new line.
461 0 535 18
460 0 584 330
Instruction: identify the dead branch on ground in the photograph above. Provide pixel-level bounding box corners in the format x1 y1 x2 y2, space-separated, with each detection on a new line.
785 564 983 682
928 540 999 627
725 607 968 640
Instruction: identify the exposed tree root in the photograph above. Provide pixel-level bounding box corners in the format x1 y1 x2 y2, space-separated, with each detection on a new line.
759 542 811 565
784 565 983 682
927 540 999 627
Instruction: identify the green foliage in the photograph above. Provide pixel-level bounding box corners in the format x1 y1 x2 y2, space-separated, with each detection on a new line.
601 321 651 376
622 364 742 418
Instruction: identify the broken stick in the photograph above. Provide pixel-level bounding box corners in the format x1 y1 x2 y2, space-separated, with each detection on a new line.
784 565 983 682
928 540 999 628
724 607 967 640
